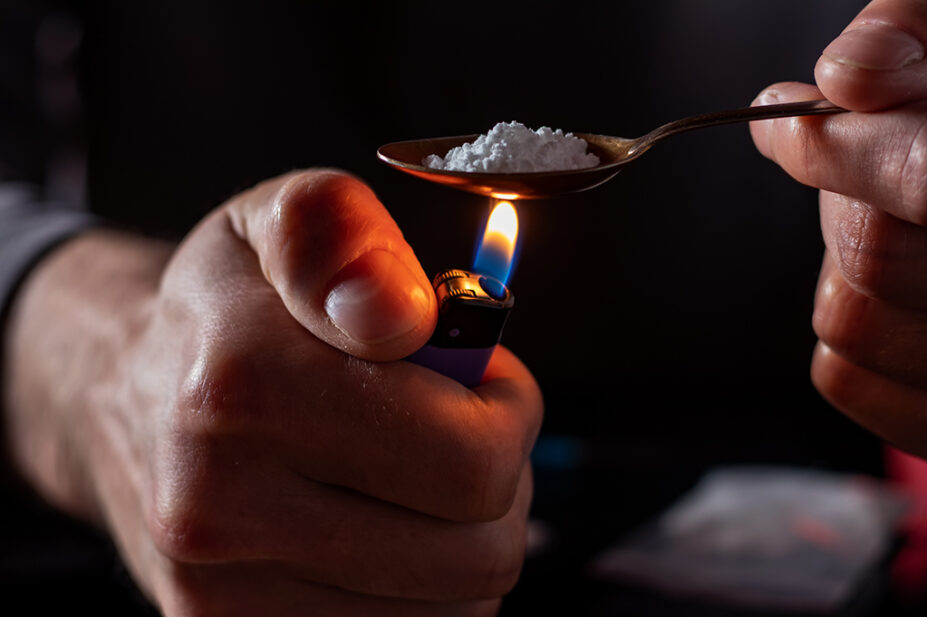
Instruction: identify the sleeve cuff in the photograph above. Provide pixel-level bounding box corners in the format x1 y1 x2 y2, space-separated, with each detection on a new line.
0 197 104 324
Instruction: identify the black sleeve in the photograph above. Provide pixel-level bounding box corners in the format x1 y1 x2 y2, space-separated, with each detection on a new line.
0 3 101 323
0 186 101 317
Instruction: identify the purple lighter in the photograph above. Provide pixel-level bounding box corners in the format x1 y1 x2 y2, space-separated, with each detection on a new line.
407 268 514 387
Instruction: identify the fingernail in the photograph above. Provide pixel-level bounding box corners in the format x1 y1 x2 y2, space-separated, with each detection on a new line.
822 23 924 71
754 89 779 106
324 249 431 344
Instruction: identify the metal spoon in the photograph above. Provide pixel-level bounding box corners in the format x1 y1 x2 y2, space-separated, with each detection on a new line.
377 99 845 200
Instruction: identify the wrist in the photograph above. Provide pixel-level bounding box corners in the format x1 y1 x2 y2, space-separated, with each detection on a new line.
2 229 172 524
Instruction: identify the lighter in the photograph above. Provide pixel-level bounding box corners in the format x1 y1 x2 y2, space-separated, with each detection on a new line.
407 269 514 386
407 200 518 386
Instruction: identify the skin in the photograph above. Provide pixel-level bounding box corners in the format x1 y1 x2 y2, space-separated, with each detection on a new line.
749 0 927 458
2 170 543 616
3 0 926 614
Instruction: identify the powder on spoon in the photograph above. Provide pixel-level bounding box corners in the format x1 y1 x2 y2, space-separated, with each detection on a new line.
423 121 599 173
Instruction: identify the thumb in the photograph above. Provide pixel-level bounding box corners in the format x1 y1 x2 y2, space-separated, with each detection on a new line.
815 0 927 111
224 169 436 362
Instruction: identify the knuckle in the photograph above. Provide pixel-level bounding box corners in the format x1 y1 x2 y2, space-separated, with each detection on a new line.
267 170 375 289
432 515 527 601
470 531 526 599
777 116 822 185
148 475 224 564
899 113 927 226
176 340 258 438
270 170 361 245
147 424 228 564
151 351 256 564
812 271 875 359
827 200 893 299
450 433 523 522
810 344 927 461
810 345 857 413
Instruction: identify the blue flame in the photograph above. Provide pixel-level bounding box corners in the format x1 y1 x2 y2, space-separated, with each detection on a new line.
473 240 515 286
472 201 519 286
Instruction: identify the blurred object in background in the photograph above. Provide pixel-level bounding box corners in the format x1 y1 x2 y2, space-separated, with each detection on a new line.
886 447 927 606
590 466 908 615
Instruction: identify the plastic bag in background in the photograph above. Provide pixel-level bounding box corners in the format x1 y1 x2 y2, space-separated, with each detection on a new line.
590 466 909 614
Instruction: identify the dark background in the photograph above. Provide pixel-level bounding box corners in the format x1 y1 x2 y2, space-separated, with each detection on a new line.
7 0 913 615
79 0 853 386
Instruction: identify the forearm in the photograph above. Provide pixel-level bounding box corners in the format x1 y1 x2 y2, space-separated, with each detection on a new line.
2 229 172 523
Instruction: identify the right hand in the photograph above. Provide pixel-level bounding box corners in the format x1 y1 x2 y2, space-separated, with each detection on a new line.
748 0 927 459
4 170 543 616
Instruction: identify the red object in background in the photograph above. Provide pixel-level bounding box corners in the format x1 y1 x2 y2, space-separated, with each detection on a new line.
885 446 927 602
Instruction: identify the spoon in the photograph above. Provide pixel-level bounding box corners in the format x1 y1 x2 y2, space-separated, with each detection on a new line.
377 99 845 200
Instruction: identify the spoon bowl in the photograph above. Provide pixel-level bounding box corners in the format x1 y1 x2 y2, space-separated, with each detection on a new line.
377 99 845 200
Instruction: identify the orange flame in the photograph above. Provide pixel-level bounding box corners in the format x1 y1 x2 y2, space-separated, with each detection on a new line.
473 199 519 285
481 200 518 268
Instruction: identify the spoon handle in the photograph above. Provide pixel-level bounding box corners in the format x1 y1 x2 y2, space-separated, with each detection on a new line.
632 99 846 156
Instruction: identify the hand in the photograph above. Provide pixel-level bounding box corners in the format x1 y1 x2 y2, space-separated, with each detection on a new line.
2 170 543 616
749 0 927 457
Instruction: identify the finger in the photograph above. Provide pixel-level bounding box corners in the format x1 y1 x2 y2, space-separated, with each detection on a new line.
152 447 533 602
278 463 533 602
224 169 437 362
819 191 927 307
157 561 501 617
815 0 927 111
271 343 544 522
811 342 927 461
171 275 543 525
750 82 927 226
813 251 927 389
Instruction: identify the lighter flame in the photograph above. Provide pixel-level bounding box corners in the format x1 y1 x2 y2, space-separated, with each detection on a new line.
473 200 519 285
483 200 518 260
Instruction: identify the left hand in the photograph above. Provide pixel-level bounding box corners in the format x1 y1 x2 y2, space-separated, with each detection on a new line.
749 0 927 458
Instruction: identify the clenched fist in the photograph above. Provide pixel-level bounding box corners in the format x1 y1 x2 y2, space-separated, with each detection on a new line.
3 170 543 616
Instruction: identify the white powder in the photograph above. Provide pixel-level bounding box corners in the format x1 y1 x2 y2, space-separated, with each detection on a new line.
423 121 599 173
